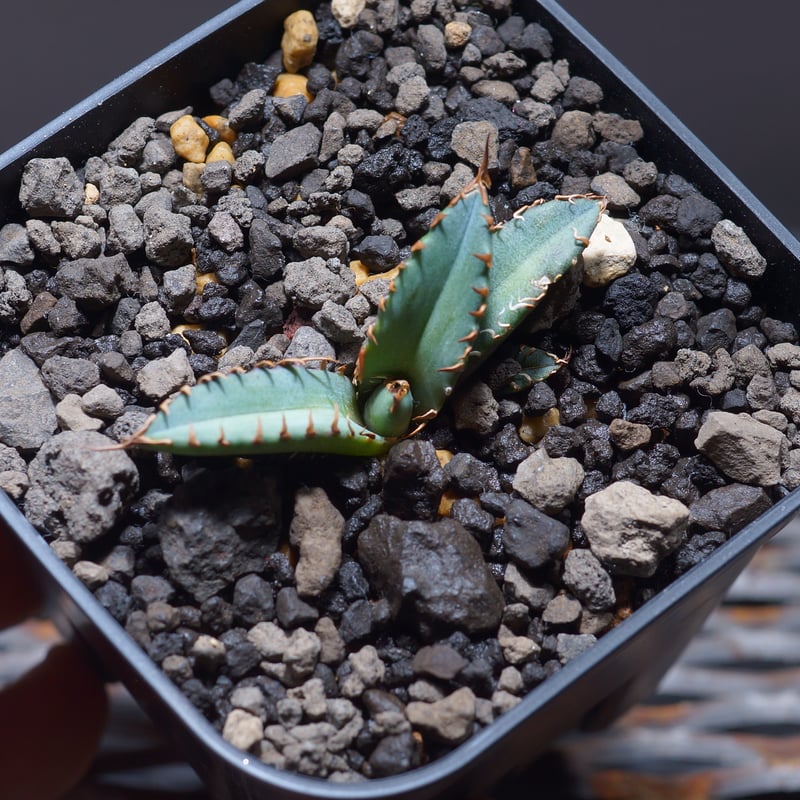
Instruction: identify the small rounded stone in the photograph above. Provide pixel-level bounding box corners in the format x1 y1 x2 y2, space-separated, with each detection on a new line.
445 21 472 48
206 141 235 165
272 73 313 101
281 10 319 73
169 115 209 163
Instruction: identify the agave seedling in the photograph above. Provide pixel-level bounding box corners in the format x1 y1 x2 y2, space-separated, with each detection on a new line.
121 167 605 457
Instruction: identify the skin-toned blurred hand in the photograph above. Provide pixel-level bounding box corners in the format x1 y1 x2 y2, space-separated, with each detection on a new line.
0 527 108 800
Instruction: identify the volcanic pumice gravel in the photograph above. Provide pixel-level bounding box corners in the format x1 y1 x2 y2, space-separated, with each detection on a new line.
2 0 798 782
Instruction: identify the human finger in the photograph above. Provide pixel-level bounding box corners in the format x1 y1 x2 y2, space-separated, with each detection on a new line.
0 521 42 630
0 641 109 800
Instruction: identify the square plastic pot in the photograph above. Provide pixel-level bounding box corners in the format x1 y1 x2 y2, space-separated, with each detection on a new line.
2 1 800 798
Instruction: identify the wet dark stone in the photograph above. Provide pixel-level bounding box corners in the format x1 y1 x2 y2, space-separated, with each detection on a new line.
594 390 624 421
660 458 701 506
724 279 752 310
223 637 262 680
340 599 374 644
620 317 678 371
337 559 370 601
594 317 623 364
458 657 495 696
672 408 703 449
489 423 531 470
275 587 318 628
353 143 424 194
451 498 495 540
181 327 227 356
690 252 727 300
695 307 737 353
368 730 421 778
148 631 187 663
342 188 375 225
673 531 728 575
233 573 275 627
457 97 537 140
156 468 282 604
95 580 131 623
558 386 588 425
358 514 504 638
180 678 214 713
351 234 401 272
335 30 385 79
760 317 798 344
577 420 613 471
515 181 558 205
721 388 748 412
195 294 237 325
639 194 680 230
344 495 384 547
674 193 723 237
502 498 570 571
690 483 772 534
611 442 681 488
603 273 661 332
524 381 557 415
200 596 235 635
400 115 430 148
381 439 447 521
479 491 513 517
733 327 768 352
626 392 690 429
570 344 613 384
541 424 581 457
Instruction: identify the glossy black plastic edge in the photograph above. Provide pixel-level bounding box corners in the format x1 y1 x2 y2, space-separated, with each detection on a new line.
1 0 799 798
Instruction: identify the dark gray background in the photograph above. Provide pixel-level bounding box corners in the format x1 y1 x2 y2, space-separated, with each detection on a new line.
2 1 799 236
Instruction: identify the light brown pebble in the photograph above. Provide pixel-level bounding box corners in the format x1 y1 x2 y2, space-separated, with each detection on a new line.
608 418 652 450
444 20 471 48
170 114 209 163
206 141 235 164
281 10 319 73
201 114 236 144
181 162 205 194
272 72 313 101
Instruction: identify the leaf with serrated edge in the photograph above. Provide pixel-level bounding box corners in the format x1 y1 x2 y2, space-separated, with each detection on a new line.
357 180 492 421
125 364 393 456
468 196 604 374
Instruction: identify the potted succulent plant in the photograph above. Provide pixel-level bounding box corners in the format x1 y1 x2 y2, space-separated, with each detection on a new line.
2 1 800 798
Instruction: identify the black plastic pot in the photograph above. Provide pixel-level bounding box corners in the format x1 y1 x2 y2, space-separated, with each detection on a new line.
2 1 800 798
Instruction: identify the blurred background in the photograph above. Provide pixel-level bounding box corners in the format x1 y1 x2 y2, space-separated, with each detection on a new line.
4 2 800 798
1 1 799 237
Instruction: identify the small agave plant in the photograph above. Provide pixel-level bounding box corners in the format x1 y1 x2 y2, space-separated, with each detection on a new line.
122 165 605 458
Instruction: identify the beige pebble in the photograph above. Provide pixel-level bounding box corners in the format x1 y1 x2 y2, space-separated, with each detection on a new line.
84 183 100 204
272 72 313 101
331 0 365 28
181 162 205 194
206 141 235 164
581 213 636 288
281 9 319 73
444 20 471 48
170 114 209 163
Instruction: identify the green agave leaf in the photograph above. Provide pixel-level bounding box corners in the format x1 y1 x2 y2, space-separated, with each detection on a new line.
469 196 604 373
357 180 493 422
124 364 394 456
499 345 564 394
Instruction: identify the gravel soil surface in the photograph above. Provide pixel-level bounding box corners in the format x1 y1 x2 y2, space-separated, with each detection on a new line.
2 0 798 783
